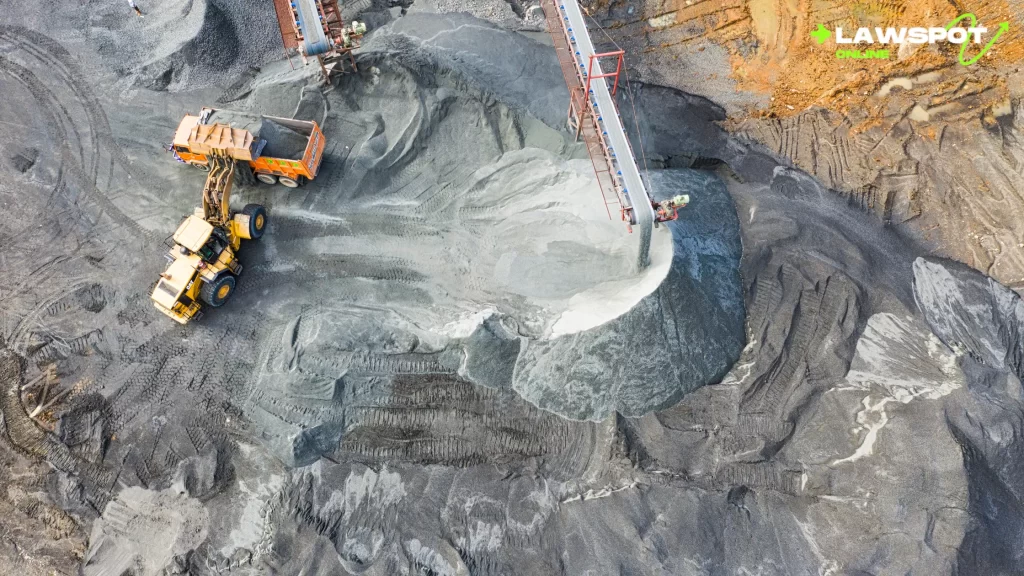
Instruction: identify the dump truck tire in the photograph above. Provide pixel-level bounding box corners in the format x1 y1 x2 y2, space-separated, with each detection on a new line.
256 173 277 185
200 274 236 308
193 162 210 172
279 176 299 188
241 204 268 240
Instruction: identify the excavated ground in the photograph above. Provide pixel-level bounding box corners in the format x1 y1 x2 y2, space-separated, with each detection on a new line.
575 0 1024 299
3 1 1024 575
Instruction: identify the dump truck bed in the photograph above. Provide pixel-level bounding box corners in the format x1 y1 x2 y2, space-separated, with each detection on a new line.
206 109 311 160
173 108 326 181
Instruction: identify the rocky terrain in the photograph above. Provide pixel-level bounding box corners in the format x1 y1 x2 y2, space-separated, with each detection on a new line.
2 0 1024 575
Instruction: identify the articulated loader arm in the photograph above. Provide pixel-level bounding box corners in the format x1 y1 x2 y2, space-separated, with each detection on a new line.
202 151 236 226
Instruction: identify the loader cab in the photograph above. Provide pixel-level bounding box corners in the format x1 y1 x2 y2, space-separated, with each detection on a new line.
197 227 230 264
173 215 215 254
171 215 238 266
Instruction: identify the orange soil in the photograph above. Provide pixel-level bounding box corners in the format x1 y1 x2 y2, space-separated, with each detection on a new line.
592 0 1024 120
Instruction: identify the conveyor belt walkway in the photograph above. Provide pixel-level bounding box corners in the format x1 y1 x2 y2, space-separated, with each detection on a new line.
291 0 331 56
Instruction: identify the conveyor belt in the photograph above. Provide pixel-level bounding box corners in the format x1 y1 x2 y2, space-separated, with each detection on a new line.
293 0 331 56
553 0 655 269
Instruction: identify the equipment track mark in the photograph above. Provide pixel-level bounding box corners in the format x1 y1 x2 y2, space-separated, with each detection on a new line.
0 27 162 247
0 56 149 242
0 27 149 184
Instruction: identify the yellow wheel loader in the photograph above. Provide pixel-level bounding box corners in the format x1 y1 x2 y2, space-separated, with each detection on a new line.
151 124 269 324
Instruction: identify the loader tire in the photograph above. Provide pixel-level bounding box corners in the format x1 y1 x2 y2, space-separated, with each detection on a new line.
241 204 268 240
200 274 236 308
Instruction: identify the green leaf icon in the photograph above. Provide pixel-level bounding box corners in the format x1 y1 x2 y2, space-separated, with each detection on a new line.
811 24 831 45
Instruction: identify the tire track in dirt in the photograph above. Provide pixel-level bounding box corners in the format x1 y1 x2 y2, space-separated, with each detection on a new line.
0 57 144 242
339 373 595 479
0 26 159 188
0 26 159 242
1 348 119 512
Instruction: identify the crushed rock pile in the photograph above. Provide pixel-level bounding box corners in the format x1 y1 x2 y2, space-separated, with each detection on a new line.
6 4 1024 576
47 0 282 91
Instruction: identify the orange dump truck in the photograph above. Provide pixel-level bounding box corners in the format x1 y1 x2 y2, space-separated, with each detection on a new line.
171 107 326 188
